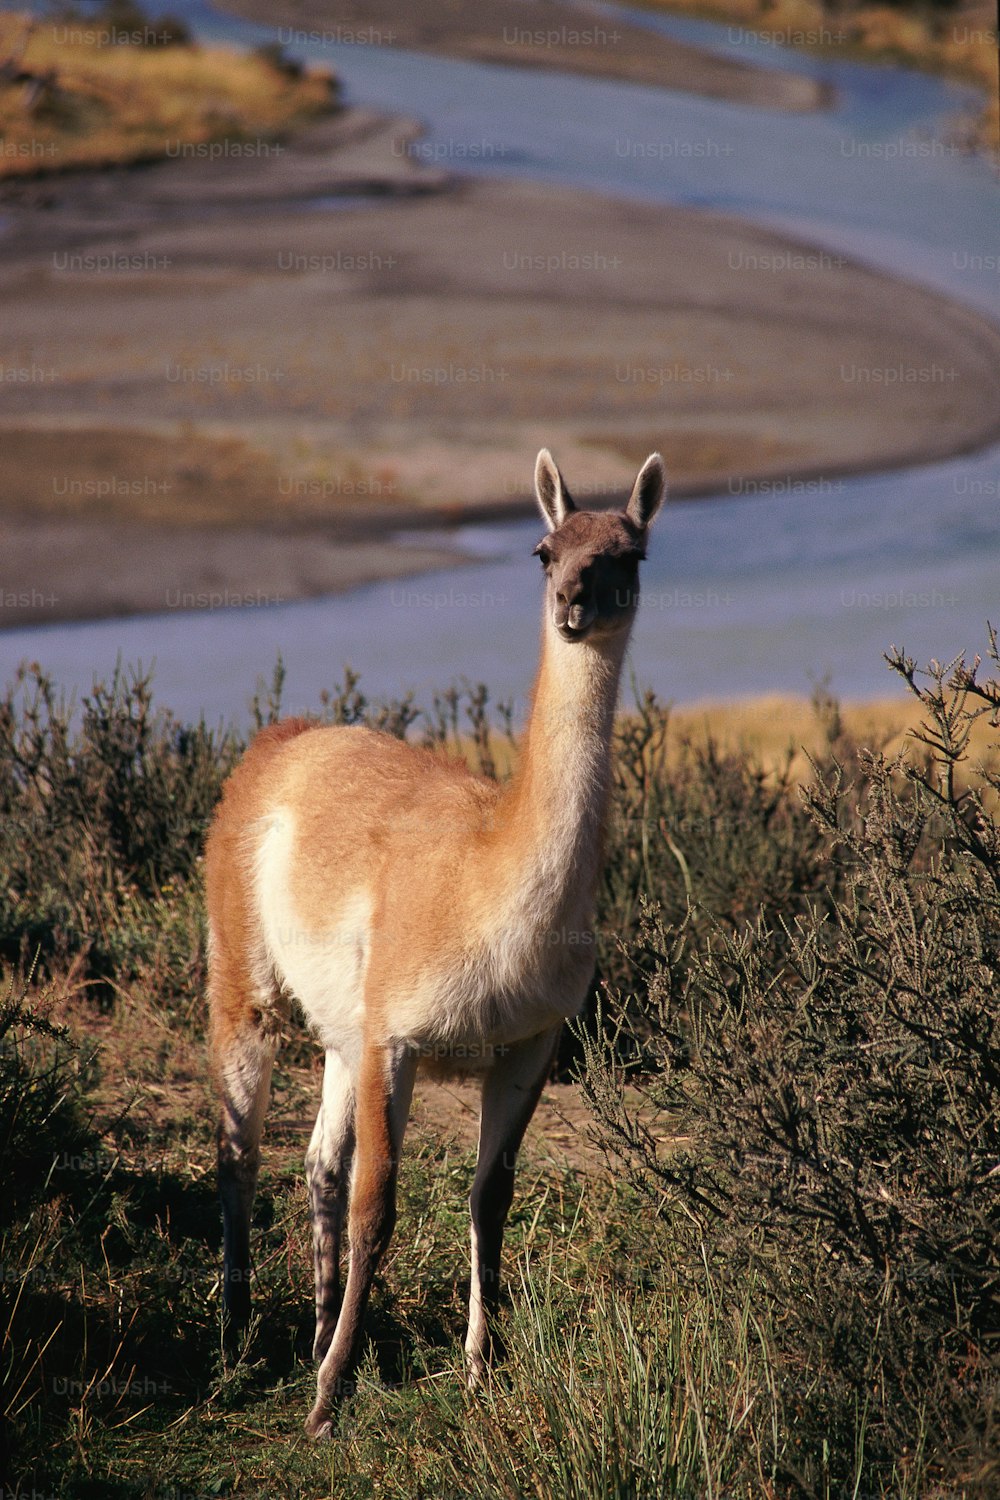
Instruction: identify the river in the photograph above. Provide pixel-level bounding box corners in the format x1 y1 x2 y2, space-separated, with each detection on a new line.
2 0 997 722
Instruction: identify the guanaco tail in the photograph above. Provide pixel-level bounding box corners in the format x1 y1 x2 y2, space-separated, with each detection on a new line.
206 447 666 1438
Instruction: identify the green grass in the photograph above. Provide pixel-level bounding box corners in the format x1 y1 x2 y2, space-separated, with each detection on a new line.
0 1037 832 1500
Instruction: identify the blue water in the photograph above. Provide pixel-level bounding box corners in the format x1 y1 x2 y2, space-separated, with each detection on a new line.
2 0 998 722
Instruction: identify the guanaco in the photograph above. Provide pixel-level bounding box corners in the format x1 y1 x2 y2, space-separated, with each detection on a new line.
206 448 665 1437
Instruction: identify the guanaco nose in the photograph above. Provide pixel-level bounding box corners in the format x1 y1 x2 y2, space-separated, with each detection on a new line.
555 579 593 634
557 577 588 608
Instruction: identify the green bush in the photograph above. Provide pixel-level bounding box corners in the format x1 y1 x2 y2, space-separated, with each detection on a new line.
596 688 837 1021
0 975 99 1467
417 1256 787 1500
581 629 1000 1494
0 662 239 994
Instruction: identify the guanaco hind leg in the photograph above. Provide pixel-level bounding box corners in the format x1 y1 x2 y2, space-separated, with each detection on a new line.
211 972 285 1335
466 1026 561 1385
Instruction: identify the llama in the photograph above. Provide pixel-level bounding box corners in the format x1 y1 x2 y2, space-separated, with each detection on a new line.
206 448 666 1437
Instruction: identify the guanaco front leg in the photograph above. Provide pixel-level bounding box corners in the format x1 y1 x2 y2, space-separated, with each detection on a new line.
305 1047 357 1363
466 1026 560 1386
306 1040 416 1439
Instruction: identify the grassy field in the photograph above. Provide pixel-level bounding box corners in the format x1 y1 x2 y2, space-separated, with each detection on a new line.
0 6 335 178
2 632 999 1496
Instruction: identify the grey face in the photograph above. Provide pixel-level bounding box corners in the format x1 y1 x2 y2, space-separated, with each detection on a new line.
533 450 666 644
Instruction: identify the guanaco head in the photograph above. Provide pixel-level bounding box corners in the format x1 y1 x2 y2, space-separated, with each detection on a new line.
532 449 666 644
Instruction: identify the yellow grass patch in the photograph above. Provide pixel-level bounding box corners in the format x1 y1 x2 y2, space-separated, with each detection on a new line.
0 11 336 177
660 693 1000 817
668 694 926 776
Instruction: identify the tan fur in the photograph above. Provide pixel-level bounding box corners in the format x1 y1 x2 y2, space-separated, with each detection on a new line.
205 716 312 1058
206 450 666 1436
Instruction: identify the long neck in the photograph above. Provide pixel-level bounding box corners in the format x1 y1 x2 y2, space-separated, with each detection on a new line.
497 615 630 923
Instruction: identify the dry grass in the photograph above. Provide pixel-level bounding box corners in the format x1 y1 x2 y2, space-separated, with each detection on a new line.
671 693 1000 811
0 11 336 178
669 694 928 776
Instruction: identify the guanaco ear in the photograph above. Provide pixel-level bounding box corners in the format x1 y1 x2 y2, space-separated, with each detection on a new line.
534 448 575 532
625 453 666 530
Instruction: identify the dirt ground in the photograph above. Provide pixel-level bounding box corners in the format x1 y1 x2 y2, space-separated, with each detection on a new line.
48 973 613 1182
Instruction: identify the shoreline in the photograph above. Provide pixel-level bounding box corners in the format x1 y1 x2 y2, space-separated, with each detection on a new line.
3 416 1000 628
214 0 826 112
